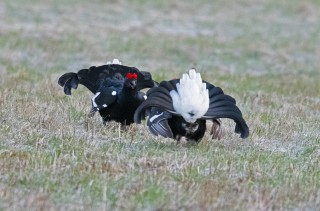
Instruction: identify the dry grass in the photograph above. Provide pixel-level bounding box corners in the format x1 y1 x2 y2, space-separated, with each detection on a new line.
1 0 320 210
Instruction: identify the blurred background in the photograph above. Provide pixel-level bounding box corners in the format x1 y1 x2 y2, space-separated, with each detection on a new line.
1 0 319 78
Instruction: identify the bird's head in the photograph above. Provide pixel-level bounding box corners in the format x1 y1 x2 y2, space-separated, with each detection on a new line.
124 72 138 89
182 121 200 133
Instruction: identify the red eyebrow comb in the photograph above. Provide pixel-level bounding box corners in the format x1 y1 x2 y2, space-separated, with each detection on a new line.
126 73 137 79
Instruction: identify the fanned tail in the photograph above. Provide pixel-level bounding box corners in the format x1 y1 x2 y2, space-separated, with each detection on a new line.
138 71 159 90
58 72 80 95
204 86 249 139
58 64 157 95
58 67 103 95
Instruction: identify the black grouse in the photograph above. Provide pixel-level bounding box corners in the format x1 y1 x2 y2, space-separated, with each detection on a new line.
58 59 157 125
134 69 249 142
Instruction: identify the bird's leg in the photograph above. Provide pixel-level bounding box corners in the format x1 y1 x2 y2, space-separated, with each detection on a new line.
128 124 138 145
128 123 138 133
175 135 182 145
88 107 96 118
210 119 223 140
127 123 138 141
117 122 121 138
120 121 127 131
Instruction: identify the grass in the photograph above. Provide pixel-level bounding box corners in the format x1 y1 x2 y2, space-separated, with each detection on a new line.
1 0 320 210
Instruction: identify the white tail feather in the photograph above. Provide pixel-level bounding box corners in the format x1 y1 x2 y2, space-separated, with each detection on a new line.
170 69 209 123
112 59 121 65
107 58 122 65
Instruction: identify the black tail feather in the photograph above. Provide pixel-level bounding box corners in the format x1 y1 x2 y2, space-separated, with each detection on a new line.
205 107 249 139
134 98 175 123
207 85 224 98
134 84 176 124
63 79 72 95
159 80 179 91
146 87 173 103
58 72 77 87
203 83 249 139
59 64 157 95
210 93 236 104
138 71 158 90
58 73 79 95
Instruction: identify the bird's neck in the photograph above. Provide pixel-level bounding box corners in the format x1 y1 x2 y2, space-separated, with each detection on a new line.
122 86 136 94
118 86 137 102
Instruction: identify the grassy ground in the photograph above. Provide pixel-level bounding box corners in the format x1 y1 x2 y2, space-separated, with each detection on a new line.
1 0 320 210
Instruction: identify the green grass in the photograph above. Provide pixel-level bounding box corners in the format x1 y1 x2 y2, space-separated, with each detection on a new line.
1 0 320 210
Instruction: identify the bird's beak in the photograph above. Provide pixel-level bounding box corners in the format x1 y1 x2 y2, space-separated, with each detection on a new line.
129 80 137 89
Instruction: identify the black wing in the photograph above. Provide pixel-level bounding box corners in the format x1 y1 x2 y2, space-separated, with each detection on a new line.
58 64 156 95
91 88 118 111
137 91 147 102
146 108 174 138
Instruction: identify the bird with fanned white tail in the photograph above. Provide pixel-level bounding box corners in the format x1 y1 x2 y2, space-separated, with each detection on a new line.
134 69 249 143
58 59 157 125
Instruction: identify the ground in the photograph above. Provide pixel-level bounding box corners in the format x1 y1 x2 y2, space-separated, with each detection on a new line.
0 0 319 210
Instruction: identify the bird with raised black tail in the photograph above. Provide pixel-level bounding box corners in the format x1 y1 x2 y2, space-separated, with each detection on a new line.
134 68 249 143
58 59 157 125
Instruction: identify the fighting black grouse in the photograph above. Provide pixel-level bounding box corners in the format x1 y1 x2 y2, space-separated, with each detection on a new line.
134 68 249 142
58 59 157 125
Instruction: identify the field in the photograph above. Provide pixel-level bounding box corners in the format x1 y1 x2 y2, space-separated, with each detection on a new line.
0 0 320 210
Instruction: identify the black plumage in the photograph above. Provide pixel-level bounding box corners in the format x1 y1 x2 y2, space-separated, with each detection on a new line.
58 63 157 125
134 72 249 142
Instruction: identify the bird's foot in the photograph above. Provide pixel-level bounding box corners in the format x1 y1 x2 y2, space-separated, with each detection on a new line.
210 119 223 140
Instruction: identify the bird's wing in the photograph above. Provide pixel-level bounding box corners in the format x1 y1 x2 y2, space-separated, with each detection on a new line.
58 64 156 95
201 82 249 139
91 88 118 111
137 91 148 102
147 108 173 138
